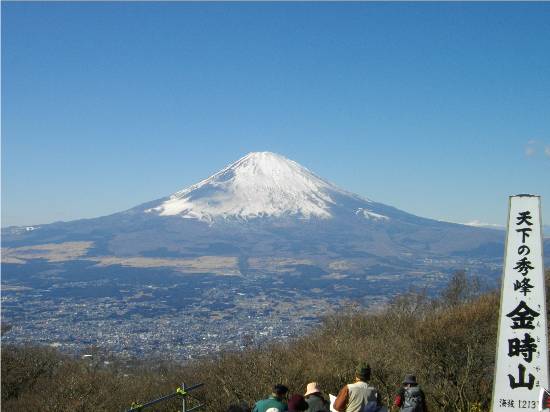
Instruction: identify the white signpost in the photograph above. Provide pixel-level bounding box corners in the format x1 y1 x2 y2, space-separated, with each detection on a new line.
492 195 548 411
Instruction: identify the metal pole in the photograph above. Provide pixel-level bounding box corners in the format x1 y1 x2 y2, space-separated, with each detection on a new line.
182 382 186 412
126 382 203 412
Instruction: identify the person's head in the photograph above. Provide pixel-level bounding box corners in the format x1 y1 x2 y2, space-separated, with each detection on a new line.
272 384 289 400
355 363 371 382
402 374 418 388
304 382 322 398
287 394 309 412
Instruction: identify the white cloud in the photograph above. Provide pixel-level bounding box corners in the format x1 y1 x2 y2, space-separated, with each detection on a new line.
464 220 505 230
525 140 538 157
525 139 550 159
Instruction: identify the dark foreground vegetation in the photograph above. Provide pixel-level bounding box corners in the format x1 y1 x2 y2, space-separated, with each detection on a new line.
2 270 549 412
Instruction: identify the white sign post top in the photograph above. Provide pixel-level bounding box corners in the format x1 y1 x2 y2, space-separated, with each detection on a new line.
492 195 548 411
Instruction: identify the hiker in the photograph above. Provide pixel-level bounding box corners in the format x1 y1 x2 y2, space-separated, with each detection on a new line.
288 394 310 412
393 374 428 412
333 363 382 412
304 382 329 412
252 384 289 412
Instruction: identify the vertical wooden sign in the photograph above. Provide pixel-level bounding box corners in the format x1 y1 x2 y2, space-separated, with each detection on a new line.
492 195 548 411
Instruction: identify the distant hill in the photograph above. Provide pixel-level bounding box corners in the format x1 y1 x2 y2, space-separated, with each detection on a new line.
464 220 550 239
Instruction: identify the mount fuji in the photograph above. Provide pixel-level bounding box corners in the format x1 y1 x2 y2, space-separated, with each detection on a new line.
4 152 509 260
4 151 535 282
2 152 516 271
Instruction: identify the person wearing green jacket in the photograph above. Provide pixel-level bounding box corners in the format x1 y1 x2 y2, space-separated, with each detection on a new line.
253 384 289 412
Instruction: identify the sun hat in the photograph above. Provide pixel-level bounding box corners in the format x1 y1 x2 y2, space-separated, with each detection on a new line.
305 382 322 397
402 374 418 385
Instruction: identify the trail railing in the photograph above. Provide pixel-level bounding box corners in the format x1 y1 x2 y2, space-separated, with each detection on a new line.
127 382 204 412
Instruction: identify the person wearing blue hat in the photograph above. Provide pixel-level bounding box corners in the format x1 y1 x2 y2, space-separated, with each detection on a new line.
393 374 428 412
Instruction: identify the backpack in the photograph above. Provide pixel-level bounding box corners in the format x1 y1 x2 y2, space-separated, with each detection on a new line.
401 386 423 412
362 401 379 412
361 386 381 412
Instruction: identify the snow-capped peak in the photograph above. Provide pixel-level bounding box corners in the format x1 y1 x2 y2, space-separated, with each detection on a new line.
147 152 349 221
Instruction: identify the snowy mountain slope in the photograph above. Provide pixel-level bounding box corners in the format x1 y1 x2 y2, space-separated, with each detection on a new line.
146 152 380 222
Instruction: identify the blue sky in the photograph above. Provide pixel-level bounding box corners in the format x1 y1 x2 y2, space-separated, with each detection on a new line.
2 2 550 227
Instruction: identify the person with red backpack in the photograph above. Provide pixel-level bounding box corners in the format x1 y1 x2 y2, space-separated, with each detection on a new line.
393 375 428 412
